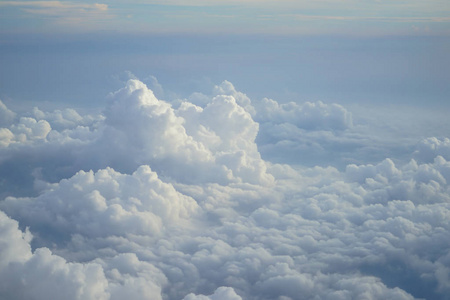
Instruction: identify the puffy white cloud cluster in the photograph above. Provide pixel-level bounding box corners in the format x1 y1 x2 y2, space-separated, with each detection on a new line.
1 165 199 243
0 116 51 147
252 94 357 167
183 287 242 300
10 117 52 142
189 81 358 167
0 102 101 148
414 137 450 163
100 79 272 185
254 98 353 131
1 79 449 300
0 209 171 300
345 156 450 205
0 211 109 300
32 107 103 131
0 79 275 198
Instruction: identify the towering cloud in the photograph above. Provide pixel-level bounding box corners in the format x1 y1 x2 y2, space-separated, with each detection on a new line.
0 79 449 299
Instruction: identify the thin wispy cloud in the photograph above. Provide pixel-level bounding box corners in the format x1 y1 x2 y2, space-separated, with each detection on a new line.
0 1 108 11
121 0 450 13
1 0 448 35
0 1 111 29
286 14 450 23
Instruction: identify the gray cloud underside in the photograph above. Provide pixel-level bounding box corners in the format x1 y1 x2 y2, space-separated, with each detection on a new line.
1 80 450 300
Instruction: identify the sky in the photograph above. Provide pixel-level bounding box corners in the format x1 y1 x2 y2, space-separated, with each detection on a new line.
0 0 450 35
1 1 450 300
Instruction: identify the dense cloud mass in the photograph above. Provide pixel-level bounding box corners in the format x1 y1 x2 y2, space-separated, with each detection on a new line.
1 79 449 299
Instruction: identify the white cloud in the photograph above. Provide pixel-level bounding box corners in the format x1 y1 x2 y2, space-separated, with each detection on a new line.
0 1 111 30
414 137 450 163
212 81 255 116
10 117 52 141
0 128 14 148
0 1 108 12
287 14 450 23
32 107 101 131
254 98 353 130
0 100 16 127
1 78 450 299
0 79 274 198
183 287 242 300
1 165 200 243
100 79 273 185
251 95 357 167
0 211 110 300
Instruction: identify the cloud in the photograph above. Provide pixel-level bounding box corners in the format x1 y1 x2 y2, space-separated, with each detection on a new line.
0 79 274 197
1 165 200 245
106 0 298 7
0 1 111 29
251 95 356 167
287 14 450 23
183 287 242 300
254 98 353 131
101 79 273 185
10 117 52 142
0 211 110 300
0 128 14 148
414 137 450 163
0 100 16 127
0 1 108 11
187 81 361 168
1 78 450 299
32 107 101 131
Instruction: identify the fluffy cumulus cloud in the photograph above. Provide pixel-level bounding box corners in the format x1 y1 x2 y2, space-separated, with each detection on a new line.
414 137 450 163
0 211 109 300
1 79 450 299
183 287 243 300
0 100 16 127
99 79 272 185
254 98 353 131
1 165 199 244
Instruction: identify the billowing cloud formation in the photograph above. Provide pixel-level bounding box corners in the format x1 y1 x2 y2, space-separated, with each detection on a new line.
0 79 274 198
414 137 450 163
254 98 353 131
100 79 272 185
193 81 358 168
1 79 449 299
0 210 109 300
1 165 199 242
183 287 242 300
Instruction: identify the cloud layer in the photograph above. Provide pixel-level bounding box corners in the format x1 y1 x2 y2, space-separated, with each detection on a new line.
1 80 449 299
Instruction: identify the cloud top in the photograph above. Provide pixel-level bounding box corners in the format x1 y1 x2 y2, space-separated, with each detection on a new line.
1 78 449 299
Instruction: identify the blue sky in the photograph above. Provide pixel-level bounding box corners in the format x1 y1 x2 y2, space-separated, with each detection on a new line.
1 0 449 35
1 1 449 117
0 1 449 111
